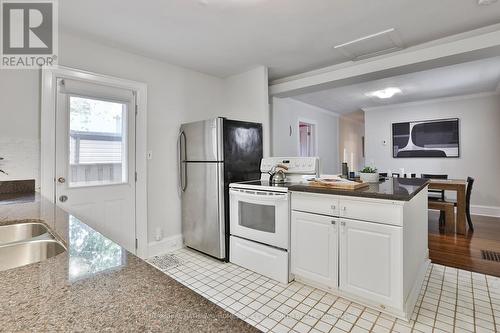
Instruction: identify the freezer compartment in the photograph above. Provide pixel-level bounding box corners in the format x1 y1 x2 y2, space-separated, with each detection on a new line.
180 118 223 162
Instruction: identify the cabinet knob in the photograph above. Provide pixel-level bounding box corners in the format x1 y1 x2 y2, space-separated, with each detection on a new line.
331 220 336 225
342 206 347 211
331 205 336 210
341 221 346 226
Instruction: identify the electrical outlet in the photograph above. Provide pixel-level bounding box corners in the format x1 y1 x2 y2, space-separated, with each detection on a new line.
155 228 163 241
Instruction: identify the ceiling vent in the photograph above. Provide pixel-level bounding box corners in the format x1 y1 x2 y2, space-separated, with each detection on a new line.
334 28 404 61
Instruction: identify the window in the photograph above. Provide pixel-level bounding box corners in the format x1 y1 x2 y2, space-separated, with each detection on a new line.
68 96 128 187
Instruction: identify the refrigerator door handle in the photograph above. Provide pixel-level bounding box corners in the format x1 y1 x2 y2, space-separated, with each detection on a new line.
179 131 187 191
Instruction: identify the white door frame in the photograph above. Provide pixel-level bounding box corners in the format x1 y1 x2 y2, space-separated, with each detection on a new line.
41 66 148 258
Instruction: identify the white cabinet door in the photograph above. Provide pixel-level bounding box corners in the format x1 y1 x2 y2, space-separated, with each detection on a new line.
339 218 402 309
291 211 338 290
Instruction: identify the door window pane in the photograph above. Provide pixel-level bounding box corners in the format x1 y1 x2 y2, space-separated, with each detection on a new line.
69 96 127 187
239 201 276 233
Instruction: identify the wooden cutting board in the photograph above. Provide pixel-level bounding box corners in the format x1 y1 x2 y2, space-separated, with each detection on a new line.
309 179 370 190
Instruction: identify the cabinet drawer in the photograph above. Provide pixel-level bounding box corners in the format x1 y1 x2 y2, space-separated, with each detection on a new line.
340 199 402 226
291 192 339 216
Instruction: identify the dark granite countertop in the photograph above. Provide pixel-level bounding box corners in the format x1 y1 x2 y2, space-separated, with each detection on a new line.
289 178 429 201
0 193 259 333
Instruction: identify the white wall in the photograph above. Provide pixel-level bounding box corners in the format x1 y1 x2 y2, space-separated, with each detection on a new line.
223 67 270 157
365 93 500 213
0 31 270 254
183 66 270 156
271 97 339 174
339 115 365 174
0 71 41 187
58 32 228 248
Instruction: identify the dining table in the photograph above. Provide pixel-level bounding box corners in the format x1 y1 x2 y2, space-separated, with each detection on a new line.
428 179 468 234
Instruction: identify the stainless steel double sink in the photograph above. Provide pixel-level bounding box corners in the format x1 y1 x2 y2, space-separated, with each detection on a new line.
0 222 66 272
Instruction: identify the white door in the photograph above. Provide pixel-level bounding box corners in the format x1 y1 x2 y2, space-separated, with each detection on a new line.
55 78 136 253
298 122 316 157
291 211 338 290
339 218 402 309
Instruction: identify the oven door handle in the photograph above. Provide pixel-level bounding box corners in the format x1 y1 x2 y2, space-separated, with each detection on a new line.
230 189 289 201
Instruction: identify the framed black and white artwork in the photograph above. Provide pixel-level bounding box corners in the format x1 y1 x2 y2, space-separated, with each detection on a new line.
392 118 459 158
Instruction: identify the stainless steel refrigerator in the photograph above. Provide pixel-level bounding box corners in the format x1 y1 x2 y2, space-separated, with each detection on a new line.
179 117 263 260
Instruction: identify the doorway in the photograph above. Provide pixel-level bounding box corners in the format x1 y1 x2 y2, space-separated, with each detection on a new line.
298 121 316 157
56 79 136 252
41 67 147 257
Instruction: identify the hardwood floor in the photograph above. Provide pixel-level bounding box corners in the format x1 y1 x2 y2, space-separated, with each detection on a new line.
428 211 500 277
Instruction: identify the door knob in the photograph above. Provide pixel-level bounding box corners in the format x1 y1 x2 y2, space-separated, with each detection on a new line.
59 195 68 203
58 177 66 184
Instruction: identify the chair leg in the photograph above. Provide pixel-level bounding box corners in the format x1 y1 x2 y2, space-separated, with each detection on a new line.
466 208 474 232
439 211 445 225
445 207 455 234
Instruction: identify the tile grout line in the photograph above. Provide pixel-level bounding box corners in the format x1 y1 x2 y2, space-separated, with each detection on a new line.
471 272 477 333
410 264 433 331
431 265 446 332
148 250 500 333
485 276 497 332
350 307 373 332
452 268 459 332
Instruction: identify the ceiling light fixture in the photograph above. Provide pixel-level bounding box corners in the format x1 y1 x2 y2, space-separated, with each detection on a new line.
333 28 396 49
478 0 498 5
365 87 402 99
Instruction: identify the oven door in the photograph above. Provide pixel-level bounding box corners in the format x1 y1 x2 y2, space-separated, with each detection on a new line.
229 188 289 249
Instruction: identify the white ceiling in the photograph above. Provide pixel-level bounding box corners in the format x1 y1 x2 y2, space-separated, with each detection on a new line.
291 56 500 114
59 0 500 80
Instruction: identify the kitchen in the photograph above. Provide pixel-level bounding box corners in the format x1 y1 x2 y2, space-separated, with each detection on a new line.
2 1 500 333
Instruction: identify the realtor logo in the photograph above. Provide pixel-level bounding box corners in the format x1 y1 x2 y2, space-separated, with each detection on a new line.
1 0 58 68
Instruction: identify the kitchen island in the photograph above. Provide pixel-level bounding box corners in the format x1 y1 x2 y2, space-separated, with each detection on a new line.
289 177 430 320
0 193 258 333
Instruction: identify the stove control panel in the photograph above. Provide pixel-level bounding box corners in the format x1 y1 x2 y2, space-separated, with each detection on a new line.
260 157 319 175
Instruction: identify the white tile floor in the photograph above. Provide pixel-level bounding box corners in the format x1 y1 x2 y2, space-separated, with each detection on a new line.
148 248 500 333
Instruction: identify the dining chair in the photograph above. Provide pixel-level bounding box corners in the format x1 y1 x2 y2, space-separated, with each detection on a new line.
464 177 475 231
392 173 400 178
379 173 387 178
421 174 448 200
434 176 475 232
421 173 448 224
411 173 416 178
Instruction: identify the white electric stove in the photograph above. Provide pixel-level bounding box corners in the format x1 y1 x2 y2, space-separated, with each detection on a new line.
229 157 319 284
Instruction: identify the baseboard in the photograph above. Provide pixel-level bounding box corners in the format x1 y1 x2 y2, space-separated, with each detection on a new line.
431 205 500 218
470 205 500 218
147 234 183 258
